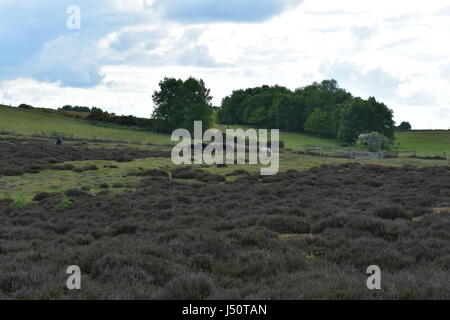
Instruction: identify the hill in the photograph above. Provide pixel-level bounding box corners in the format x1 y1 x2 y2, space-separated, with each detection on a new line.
394 130 450 157
0 105 170 145
1 105 450 156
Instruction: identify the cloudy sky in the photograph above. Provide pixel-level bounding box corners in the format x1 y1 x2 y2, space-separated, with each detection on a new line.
1 0 450 129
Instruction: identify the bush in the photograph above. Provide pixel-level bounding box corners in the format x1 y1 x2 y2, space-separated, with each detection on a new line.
225 169 251 177
128 169 169 178
159 273 216 300
397 121 412 131
18 104 33 109
357 132 391 152
374 206 410 220
260 215 310 234
33 192 56 202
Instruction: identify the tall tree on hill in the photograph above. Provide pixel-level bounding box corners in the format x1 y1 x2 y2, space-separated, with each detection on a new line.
152 77 213 132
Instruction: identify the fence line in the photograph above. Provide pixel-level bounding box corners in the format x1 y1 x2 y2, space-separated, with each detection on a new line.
298 147 448 161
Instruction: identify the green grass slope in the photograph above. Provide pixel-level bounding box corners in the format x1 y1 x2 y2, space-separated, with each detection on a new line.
0 105 171 144
394 130 450 157
216 124 340 150
2 105 450 156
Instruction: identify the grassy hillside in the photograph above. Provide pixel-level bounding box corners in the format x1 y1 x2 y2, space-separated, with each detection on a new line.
216 124 341 150
394 130 450 157
1 105 450 156
0 105 170 145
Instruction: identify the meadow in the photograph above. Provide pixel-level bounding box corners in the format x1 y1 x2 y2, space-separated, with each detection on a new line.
0 105 170 145
3 105 450 156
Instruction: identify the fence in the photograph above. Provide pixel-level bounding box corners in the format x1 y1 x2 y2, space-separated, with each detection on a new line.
298 147 448 161
336 150 385 159
385 150 416 158
303 148 324 156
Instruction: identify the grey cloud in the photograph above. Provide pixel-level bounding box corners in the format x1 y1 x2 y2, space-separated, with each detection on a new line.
380 37 419 50
178 45 228 67
438 108 450 119
104 27 227 68
351 26 377 42
439 63 450 82
305 10 358 16
1 91 12 101
26 34 105 88
110 30 162 52
153 0 304 23
382 13 421 30
436 6 450 16
320 61 402 100
398 91 437 106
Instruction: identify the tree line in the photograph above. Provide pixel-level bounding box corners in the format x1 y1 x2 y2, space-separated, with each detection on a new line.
217 79 396 143
56 77 404 144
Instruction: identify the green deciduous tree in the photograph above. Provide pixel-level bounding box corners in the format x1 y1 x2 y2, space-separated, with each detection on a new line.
397 121 412 131
152 77 213 132
304 108 335 137
336 97 395 143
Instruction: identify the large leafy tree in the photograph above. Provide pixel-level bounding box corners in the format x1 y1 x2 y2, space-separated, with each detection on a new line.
152 77 213 132
337 97 395 143
304 108 335 137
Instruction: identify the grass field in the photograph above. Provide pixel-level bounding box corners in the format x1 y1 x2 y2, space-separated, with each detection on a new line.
216 124 340 150
394 130 450 157
0 105 171 145
2 104 450 156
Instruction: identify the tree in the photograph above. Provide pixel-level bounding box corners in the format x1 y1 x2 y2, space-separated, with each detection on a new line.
336 97 395 143
152 77 213 132
397 121 412 131
269 94 306 131
304 108 335 137
18 104 33 109
217 79 395 145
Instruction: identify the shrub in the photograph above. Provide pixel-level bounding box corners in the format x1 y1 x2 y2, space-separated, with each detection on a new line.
128 169 169 178
159 273 216 300
226 169 251 177
18 104 33 109
65 189 91 198
33 192 56 202
311 214 349 234
171 167 197 179
260 215 310 234
357 132 390 152
112 224 138 237
374 206 410 220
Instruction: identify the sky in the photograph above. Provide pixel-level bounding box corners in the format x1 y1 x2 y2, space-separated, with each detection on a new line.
1 0 450 129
